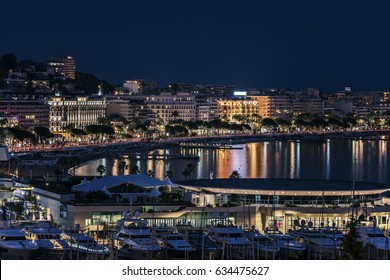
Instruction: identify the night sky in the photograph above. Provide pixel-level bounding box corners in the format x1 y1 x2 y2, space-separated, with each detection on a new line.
2 0 390 92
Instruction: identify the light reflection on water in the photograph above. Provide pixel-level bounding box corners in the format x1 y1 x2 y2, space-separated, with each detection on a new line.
74 139 390 184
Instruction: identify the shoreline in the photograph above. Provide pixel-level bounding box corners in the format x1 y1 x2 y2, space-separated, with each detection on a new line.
10 129 390 178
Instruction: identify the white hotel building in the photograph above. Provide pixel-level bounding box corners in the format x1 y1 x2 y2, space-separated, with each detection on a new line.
48 96 106 132
144 92 196 123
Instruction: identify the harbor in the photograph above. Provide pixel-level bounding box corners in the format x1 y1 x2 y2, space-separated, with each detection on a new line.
1 210 389 260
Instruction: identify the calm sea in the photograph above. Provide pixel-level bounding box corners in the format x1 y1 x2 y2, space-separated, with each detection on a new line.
74 138 390 184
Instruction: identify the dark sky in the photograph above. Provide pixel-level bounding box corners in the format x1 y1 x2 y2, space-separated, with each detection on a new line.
2 0 390 92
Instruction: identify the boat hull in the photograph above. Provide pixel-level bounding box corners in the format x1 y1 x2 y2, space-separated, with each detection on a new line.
35 248 69 260
0 247 37 260
117 248 160 260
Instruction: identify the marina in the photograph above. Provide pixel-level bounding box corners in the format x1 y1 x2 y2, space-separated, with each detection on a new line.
1 212 389 260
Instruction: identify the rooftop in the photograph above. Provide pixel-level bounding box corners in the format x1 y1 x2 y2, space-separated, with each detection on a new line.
72 174 166 193
179 178 390 196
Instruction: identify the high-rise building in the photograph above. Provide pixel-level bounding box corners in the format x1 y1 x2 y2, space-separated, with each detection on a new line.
47 56 76 79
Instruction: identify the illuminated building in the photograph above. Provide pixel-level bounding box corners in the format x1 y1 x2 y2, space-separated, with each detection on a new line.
290 98 324 116
249 95 290 119
47 56 76 79
106 97 149 123
217 98 259 122
0 100 49 129
144 92 196 123
48 96 106 132
196 98 218 121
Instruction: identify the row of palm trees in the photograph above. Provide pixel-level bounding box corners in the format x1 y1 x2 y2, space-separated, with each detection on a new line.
94 161 196 181
2 112 389 150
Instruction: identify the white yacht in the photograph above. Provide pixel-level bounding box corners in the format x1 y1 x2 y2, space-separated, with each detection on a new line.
358 223 390 260
206 221 251 260
152 225 194 259
61 228 110 260
0 229 39 260
115 214 160 260
244 228 279 260
23 221 70 260
290 221 340 260
264 228 306 259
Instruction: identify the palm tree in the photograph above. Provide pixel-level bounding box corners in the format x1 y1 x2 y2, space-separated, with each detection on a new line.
171 111 179 121
165 170 173 178
182 167 191 180
96 164 106 177
56 157 68 174
186 163 196 178
340 217 364 259
54 169 62 183
131 165 140 174
229 170 241 179
69 156 80 176
118 161 128 175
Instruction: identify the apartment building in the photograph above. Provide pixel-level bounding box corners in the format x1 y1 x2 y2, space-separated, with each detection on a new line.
144 92 196 123
0 100 50 129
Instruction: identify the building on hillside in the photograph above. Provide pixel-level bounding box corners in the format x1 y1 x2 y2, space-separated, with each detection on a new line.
122 80 158 95
169 83 236 97
47 56 76 79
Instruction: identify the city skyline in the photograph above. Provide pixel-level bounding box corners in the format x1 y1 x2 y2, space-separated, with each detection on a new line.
2 1 390 92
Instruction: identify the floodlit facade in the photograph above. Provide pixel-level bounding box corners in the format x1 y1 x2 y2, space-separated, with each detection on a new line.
217 98 259 122
250 95 290 119
48 97 106 132
145 92 196 123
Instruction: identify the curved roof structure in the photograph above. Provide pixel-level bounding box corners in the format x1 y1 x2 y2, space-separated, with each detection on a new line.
179 178 390 197
72 174 166 193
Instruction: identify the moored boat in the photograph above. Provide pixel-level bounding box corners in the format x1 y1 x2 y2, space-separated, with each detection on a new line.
115 214 160 260
0 229 39 260
23 221 70 260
